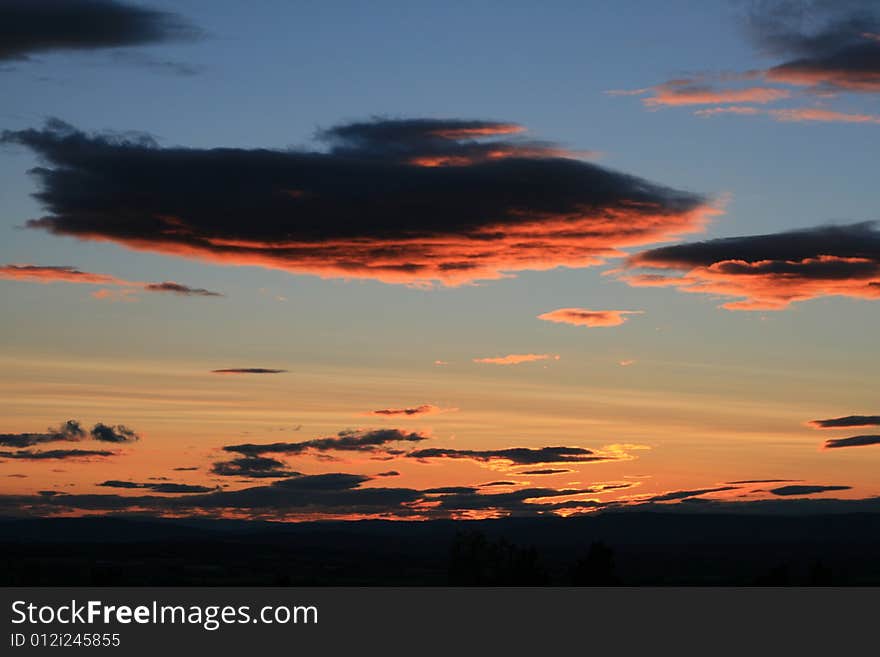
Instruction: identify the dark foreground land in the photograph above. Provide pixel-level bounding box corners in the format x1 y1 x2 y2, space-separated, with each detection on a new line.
2 512 880 586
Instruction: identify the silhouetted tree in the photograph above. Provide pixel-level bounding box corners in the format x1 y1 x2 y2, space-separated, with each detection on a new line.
570 541 619 585
448 531 548 585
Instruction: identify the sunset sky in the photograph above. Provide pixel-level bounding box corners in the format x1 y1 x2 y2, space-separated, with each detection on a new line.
1 0 879 520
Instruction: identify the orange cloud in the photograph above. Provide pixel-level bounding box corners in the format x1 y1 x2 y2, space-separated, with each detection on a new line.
622 223 880 310
408 144 587 167
0 264 127 285
80 204 716 287
537 308 643 327
644 84 790 107
473 354 560 365
694 106 762 117
623 255 880 310
427 124 525 139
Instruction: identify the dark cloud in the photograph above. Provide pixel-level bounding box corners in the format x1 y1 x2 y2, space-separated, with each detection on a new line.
642 486 738 503
1 118 714 287
211 368 287 375
272 473 372 490
0 448 114 460
0 464 626 519
622 222 880 309
142 281 222 297
0 419 84 448
0 473 423 516
822 435 880 449
210 456 300 479
613 2 880 123
223 429 429 457
0 420 136 457
480 481 518 487
746 1 880 92
0 0 200 62
725 479 802 484
374 470 399 477
406 446 612 465
424 486 478 495
809 414 880 428
427 485 610 514
367 404 452 417
517 468 572 475
172 466 199 471
769 484 852 496
0 469 858 520
98 480 214 493
90 423 139 443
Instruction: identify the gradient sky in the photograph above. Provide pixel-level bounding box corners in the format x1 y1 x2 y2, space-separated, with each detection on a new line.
1 0 879 520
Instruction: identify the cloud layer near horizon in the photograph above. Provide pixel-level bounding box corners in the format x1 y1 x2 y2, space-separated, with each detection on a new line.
1 118 716 286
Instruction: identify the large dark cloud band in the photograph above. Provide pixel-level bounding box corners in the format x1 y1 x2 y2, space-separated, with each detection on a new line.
2 118 715 286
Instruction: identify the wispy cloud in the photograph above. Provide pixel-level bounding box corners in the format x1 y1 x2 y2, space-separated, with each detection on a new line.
365 404 456 417
0 264 223 299
642 83 790 107
211 368 287 375
406 445 617 466
473 354 560 365
0 449 114 460
97 480 215 493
